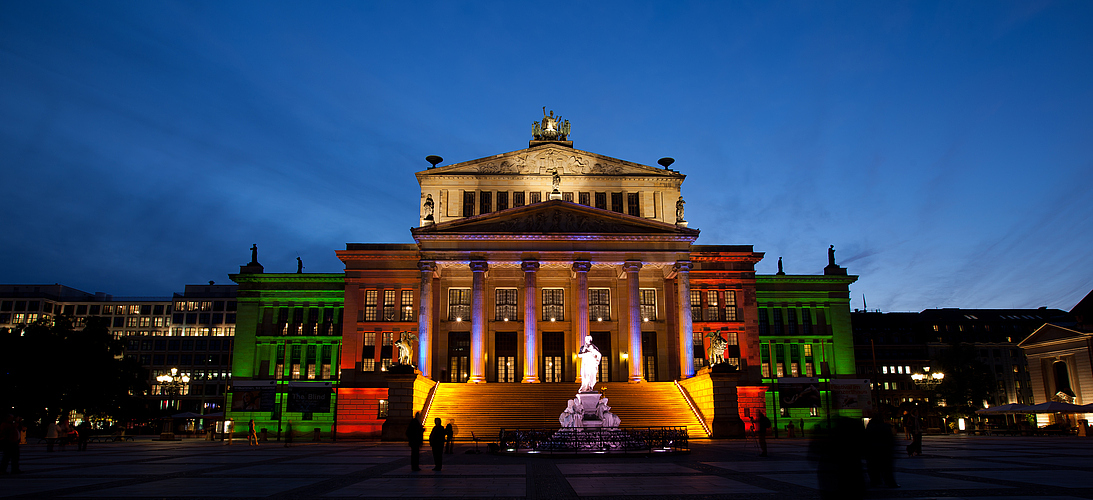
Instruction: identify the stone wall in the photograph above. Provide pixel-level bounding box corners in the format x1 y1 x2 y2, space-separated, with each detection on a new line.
679 370 747 438
380 374 437 440
335 387 388 439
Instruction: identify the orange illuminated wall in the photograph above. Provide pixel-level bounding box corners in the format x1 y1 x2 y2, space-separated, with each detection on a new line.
337 388 388 439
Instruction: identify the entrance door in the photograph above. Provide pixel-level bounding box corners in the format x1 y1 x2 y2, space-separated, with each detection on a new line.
642 331 657 382
495 332 517 382
542 332 564 383
448 332 470 383
592 332 611 383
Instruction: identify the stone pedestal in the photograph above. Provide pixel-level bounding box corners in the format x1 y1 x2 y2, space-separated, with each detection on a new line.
576 392 601 414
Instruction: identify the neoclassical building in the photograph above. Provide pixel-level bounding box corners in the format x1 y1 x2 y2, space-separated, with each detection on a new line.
228 114 860 439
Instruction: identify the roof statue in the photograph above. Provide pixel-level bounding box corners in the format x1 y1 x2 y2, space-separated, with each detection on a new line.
532 107 570 141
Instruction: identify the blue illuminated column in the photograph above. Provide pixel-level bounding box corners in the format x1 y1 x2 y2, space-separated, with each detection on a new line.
521 260 540 383
624 260 644 382
572 260 591 385
469 260 488 383
674 261 695 379
417 260 435 377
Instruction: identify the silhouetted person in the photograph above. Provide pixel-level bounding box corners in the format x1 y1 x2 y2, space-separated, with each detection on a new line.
429 417 446 471
406 412 424 472
76 421 90 451
1 414 21 474
247 419 259 446
284 420 293 447
444 422 454 454
810 417 866 500
865 414 899 488
906 414 923 456
45 420 59 452
756 411 771 456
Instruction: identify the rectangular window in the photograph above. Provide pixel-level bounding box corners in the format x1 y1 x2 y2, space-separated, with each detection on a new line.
594 192 607 210
363 290 378 321
627 192 640 216
382 332 393 346
706 290 719 322
640 289 657 321
290 345 302 380
513 191 525 207
530 191 541 203
495 288 517 321
363 332 376 346
480 191 492 214
724 291 737 321
361 358 376 371
377 399 389 418
805 361 814 377
563 191 573 202
690 290 702 322
801 309 812 335
787 309 798 335
383 290 397 321
723 331 740 367
803 344 812 357
401 290 414 321
463 191 475 217
579 192 590 206
542 289 564 321
497 191 509 211
448 289 471 322
610 192 623 213
589 288 610 321
772 309 784 335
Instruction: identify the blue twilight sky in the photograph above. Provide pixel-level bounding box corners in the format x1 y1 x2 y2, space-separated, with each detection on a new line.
1 1 1091 312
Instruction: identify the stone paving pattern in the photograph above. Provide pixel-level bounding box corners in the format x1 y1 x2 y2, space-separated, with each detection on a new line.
1 436 1091 499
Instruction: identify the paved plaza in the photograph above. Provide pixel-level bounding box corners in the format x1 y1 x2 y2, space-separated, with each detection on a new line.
1 435 1091 499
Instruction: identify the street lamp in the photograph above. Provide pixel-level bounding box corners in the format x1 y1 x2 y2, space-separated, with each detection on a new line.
910 367 944 388
157 368 190 440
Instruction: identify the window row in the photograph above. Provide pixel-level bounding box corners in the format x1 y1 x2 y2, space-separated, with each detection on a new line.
0 301 181 317
758 307 821 336
127 337 233 352
446 288 658 322
173 301 237 312
690 290 739 322
760 341 822 378
273 343 337 380
362 290 415 322
461 191 646 217
164 326 234 337
137 353 230 367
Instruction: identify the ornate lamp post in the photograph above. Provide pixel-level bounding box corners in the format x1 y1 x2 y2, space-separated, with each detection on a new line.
157 367 190 440
910 367 944 389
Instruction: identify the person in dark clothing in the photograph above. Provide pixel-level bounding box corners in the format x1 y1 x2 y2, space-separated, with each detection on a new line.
76 421 91 451
865 414 899 488
444 422 454 454
810 417 866 500
284 420 294 447
429 417 446 471
757 411 771 457
406 412 424 471
0 414 21 474
906 414 923 456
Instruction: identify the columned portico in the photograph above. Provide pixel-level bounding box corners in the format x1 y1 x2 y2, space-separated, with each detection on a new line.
418 260 436 377
469 260 488 383
674 261 695 379
572 260 592 384
624 260 644 382
521 260 540 383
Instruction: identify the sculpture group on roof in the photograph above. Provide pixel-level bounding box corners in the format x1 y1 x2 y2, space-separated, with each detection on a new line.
532 107 570 141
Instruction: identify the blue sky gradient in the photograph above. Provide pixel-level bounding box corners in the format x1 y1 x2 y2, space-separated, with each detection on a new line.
2 1 1090 311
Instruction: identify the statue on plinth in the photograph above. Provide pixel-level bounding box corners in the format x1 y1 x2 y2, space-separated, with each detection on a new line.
249 244 259 265
423 194 434 224
828 245 836 266
559 398 584 428
595 397 621 428
577 335 602 393
395 332 418 367
705 331 728 366
676 196 686 223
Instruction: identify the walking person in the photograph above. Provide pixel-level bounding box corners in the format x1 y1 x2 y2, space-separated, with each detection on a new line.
406 412 424 472
429 417 446 471
444 421 455 454
284 420 293 447
757 410 771 457
1 414 21 475
247 419 259 446
865 413 899 488
901 410 912 440
45 419 60 452
906 414 923 457
57 419 71 451
76 420 90 451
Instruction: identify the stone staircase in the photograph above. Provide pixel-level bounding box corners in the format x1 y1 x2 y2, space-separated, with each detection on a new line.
423 381 708 442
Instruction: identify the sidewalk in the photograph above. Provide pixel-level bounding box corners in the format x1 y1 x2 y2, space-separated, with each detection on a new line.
1 435 1091 498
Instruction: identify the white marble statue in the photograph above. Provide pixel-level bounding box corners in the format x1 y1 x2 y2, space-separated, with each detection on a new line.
559 398 584 428
577 335 602 393
596 398 621 428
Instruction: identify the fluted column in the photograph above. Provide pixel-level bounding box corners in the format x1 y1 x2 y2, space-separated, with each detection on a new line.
416 261 435 378
572 260 592 385
624 260 644 383
521 260 540 383
675 261 695 379
469 260 488 383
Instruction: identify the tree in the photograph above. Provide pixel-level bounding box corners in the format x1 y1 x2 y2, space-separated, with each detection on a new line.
932 342 994 417
0 316 150 429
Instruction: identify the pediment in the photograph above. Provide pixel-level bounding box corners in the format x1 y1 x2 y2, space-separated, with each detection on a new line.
412 200 699 236
416 144 682 178
1018 323 1091 347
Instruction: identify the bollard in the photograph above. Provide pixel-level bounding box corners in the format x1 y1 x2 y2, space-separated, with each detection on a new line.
260 428 268 442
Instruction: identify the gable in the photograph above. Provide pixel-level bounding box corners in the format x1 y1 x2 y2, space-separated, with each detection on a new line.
1018 323 1091 347
412 200 698 236
416 144 682 178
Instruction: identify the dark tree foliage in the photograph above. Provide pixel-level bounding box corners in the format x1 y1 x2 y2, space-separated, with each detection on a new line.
933 342 994 417
0 316 150 429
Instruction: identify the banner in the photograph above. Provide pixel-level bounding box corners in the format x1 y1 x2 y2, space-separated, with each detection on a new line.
778 378 821 408
287 387 332 413
231 387 276 411
831 379 874 412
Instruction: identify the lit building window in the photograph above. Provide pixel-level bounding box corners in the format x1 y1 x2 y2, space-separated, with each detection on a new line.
542 289 564 321
401 290 414 321
706 291 719 321
448 289 470 321
363 290 378 322
690 290 702 322
495 288 517 321
383 290 397 321
589 288 610 321
724 291 737 321
640 289 657 321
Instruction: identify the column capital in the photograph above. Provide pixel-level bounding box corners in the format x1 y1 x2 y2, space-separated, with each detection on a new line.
622 260 643 273
521 260 540 272
418 260 436 273
673 260 693 273
470 260 489 273
571 260 592 273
